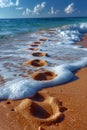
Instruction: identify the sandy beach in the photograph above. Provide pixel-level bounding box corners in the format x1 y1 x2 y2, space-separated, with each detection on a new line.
0 34 87 130
0 67 87 130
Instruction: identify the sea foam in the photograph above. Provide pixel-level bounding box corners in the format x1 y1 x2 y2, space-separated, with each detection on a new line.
0 57 87 100
0 23 87 100
53 23 87 46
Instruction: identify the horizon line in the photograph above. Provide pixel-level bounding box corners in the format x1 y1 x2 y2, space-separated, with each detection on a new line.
0 16 87 20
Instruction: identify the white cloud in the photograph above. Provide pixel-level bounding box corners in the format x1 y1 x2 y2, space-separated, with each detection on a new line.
23 2 46 16
50 6 54 15
15 0 19 6
65 3 75 14
48 6 60 15
33 4 41 14
23 8 31 16
33 2 46 14
41 2 46 8
16 7 23 10
0 0 19 8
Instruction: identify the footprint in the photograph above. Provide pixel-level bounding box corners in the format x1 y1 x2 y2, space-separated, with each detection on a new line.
30 41 42 47
26 48 39 51
15 94 66 126
32 52 48 57
34 41 42 45
31 70 57 81
30 44 40 47
24 59 48 67
39 38 48 42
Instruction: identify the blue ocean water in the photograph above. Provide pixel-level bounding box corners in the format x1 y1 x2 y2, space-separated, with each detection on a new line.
0 17 87 40
0 17 87 99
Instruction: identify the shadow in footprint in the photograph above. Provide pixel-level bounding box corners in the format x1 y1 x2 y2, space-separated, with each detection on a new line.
58 101 68 112
31 93 45 102
31 103 50 119
56 114 65 123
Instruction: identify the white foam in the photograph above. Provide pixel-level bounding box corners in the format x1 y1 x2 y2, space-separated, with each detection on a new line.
0 66 73 99
0 57 87 100
55 23 87 45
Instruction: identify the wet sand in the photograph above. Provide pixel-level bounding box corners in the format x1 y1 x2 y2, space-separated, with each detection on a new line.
77 33 87 48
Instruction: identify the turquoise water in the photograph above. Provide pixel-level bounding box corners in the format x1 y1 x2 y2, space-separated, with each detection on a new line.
0 17 87 99
0 17 87 40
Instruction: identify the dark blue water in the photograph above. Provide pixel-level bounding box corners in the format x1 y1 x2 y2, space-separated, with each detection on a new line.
0 17 87 40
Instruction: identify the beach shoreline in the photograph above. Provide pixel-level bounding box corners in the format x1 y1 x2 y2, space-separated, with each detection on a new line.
0 33 87 130
0 34 87 130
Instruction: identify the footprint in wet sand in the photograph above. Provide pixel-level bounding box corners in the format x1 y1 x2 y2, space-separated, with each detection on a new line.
31 70 57 81
39 38 48 42
32 52 48 57
15 93 67 128
34 41 42 45
26 48 39 51
30 44 40 47
24 59 48 67
30 41 42 47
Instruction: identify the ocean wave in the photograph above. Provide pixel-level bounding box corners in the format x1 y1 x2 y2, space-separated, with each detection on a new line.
54 23 87 45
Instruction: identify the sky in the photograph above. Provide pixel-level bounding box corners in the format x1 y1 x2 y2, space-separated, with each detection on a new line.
0 0 87 18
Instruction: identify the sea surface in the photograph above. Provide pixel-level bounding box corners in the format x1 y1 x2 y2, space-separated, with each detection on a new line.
0 17 87 99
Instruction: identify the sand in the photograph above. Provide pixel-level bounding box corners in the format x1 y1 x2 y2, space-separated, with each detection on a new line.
0 67 87 130
0 35 87 130
42 67 87 130
77 33 87 48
